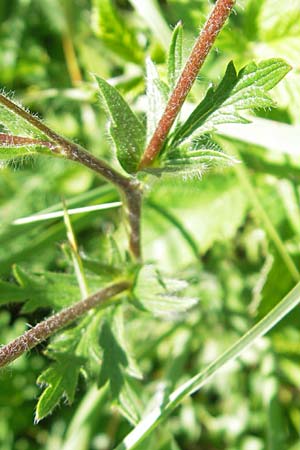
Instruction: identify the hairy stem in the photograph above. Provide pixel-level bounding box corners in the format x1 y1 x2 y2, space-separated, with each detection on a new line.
0 280 131 369
0 93 130 190
0 93 142 260
124 186 143 261
138 0 235 169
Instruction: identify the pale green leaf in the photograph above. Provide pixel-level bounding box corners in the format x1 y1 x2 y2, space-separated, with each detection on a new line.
92 0 143 64
95 75 145 173
133 265 198 317
168 21 183 89
0 144 51 161
146 58 168 141
158 148 237 177
115 281 300 450
0 93 51 140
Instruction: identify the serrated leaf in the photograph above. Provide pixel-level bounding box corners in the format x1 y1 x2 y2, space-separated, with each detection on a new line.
153 134 237 177
12 265 103 313
92 0 143 64
146 58 168 141
159 148 237 177
35 353 85 422
112 306 143 380
95 75 145 173
117 378 143 425
133 265 198 317
168 21 183 89
173 59 291 143
98 320 128 398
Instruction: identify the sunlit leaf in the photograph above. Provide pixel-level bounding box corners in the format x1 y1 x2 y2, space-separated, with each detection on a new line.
168 21 183 89
133 265 198 317
173 59 291 143
95 75 145 173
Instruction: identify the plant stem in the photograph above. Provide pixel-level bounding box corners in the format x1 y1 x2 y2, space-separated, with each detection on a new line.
138 0 235 169
0 93 142 260
0 93 130 190
0 280 131 369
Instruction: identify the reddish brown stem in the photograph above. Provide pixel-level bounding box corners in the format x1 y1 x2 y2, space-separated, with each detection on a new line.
0 132 57 150
138 0 235 169
0 280 131 369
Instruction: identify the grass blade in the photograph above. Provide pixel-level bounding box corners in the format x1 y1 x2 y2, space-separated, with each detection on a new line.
115 281 300 450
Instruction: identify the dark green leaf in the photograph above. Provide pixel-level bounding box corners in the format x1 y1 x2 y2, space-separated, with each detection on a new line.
98 320 128 398
11 265 103 313
95 75 145 173
35 353 85 422
173 59 291 143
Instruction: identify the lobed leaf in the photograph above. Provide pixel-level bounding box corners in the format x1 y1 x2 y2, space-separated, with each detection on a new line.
172 58 291 144
95 75 146 173
98 320 129 398
5 265 104 313
35 353 85 422
160 148 237 178
133 265 198 317
92 0 143 64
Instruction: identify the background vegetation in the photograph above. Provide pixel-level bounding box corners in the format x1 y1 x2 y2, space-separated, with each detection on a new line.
1 1 300 449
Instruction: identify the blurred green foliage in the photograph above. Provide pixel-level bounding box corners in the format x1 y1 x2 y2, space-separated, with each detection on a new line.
1 1 300 449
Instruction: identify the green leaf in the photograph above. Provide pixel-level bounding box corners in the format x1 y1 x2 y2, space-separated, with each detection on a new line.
35 352 85 422
145 173 249 268
0 279 30 305
156 136 237 177
98 320 129 398
0 93 51 140
159 148 237 177
95 75 145 173
133 265 198 317
92 0 143 64
0 133 54 161
115 281 300 450
146 58 168 141
11 265 103 313
173 59 291 143
168 21 183 89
